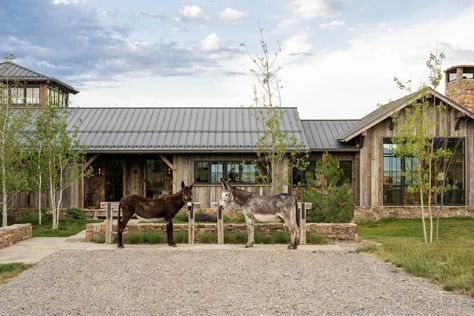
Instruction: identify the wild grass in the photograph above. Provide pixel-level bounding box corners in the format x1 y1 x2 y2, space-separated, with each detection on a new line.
198 233 216 243
0 263 33 284
307 232 327 245
358 217 474 296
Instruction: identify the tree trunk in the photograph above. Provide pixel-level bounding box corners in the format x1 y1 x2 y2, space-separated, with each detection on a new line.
2 164 6 227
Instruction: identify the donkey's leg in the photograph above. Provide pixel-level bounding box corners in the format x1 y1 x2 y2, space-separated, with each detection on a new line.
281 213 297 250
166 220 177 247
117 210 134 248
245 214 255 248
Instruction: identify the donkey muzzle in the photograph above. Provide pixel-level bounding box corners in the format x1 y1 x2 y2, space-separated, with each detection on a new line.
217 204 224 212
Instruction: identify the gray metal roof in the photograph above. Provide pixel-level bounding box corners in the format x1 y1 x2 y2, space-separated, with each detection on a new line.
0 62 79 94
67 107 309 153
301 120 359 151
337 87 474 142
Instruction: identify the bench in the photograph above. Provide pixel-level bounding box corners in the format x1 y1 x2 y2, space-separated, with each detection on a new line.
90 202 121 219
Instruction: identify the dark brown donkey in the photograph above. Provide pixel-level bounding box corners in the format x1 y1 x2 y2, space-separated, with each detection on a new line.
117 181 194 248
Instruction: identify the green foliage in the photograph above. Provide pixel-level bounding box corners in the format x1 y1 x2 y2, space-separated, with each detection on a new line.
91 236 105 244
242 27 308 193
173 231 188 243
359 218 474 296
302 153 355 223
254 233 273 244
123 232 144 244
142 231 165 244
0 263 33 284
198 233 216 243
32 218 100 237
0 56 33 226
392 51 456 244
272 231 290 243
65 208 85 220
224 232 248 244
236 213 246 223
307 232 327 245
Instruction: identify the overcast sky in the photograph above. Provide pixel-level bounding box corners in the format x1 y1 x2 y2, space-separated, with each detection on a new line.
1 0 473 119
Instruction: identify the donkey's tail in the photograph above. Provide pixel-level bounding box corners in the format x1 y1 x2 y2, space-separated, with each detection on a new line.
117 203 122 230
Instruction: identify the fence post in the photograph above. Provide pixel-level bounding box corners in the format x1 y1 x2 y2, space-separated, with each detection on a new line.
188 202 195 244
217 206 224 244
297 202 311 245
105 202 113 244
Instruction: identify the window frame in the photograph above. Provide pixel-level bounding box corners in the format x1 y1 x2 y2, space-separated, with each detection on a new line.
382 137 466 206
194 160 263 185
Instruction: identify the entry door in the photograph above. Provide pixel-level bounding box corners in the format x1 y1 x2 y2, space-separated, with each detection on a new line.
105 160 124 201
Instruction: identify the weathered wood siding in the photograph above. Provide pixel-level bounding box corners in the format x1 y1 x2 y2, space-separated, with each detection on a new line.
359 104 474 207
173 153 272 208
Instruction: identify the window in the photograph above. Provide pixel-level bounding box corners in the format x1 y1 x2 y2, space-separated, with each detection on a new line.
339 161 352 184
383 138 465 205
26 87 40 104
146 160 166 198
194 161 263 184
10 87 24 104
48 88 68 107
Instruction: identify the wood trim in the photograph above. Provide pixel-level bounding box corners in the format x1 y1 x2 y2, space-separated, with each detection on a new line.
159 154 173 169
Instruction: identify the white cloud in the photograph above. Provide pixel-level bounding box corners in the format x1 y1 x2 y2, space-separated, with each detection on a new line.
52 0 86 5
319 20 345 30
180 4 208 21
200 33 220 52
281 34 312 59
280 6 474 119
219 8 247 21
292 0 342 19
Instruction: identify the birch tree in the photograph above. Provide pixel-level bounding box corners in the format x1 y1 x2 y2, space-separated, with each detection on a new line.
35 97 85 229
0 56 32 226
242 28 308 194
392 52 452 244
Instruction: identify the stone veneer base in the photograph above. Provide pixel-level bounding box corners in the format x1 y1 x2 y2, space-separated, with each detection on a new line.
0 224 32 249
86 222 357 242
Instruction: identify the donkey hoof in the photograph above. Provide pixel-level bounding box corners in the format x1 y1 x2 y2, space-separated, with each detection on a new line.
169 243 177 247
287 244 293 250
245 244 253 248
293 245 298 250
117 244 124 249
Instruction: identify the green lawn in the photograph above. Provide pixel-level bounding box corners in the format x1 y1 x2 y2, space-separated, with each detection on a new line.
32 219 102 237
358 217 474 296
0 263 33 284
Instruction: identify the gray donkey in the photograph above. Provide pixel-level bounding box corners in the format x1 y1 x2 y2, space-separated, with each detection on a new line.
218 178 300 249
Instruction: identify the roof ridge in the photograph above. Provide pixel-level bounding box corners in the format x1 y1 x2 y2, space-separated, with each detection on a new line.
0 61 48 79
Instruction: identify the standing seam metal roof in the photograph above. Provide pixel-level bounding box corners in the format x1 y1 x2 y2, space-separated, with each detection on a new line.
66 107 309 152
301 120 359 151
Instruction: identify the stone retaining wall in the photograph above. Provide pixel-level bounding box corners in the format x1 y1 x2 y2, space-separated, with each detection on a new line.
0 224 32 249
354 206 474 221
86 222 357 242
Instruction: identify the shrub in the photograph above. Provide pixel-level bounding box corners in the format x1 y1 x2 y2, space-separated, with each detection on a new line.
91 236 105 244
302 153 355 223
142 231 165 244
65 208 85 220
123 232 144 244
272 231 290 243
224 232 248 244
307 232 327 245
198 233 216 243
237 213 246 223
15 210 38 224
173 231 188 243
255 233 272 244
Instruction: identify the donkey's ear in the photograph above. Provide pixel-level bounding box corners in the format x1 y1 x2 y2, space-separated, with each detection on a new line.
190 182 195 190
181 181 185 189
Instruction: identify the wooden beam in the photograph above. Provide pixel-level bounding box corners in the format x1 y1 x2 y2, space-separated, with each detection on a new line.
83 154 99 169
159 154 174 170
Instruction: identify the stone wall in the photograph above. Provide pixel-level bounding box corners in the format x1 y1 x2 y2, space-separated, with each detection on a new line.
0 224 32 249
86 222 357 242
354 206 474 222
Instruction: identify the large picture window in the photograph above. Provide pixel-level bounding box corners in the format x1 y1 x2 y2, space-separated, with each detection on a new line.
195 161 263 184
292 160 352 187
8 87 39 105
383 138 465 205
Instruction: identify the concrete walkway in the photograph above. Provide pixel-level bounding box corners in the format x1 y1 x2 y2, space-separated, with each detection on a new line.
0 232 354 264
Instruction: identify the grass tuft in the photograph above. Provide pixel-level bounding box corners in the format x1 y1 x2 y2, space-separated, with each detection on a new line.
0 263 33 284
307 232 328 245
198 233 216 243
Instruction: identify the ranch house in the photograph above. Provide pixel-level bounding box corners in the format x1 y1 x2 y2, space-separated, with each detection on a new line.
2 62 474 218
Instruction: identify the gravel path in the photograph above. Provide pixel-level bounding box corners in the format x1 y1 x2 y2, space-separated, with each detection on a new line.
0 247 473 315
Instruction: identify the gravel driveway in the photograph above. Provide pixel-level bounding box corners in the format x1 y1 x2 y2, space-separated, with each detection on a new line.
0 246 472 315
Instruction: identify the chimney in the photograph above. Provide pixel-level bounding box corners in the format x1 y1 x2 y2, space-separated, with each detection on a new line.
445 65 474 112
